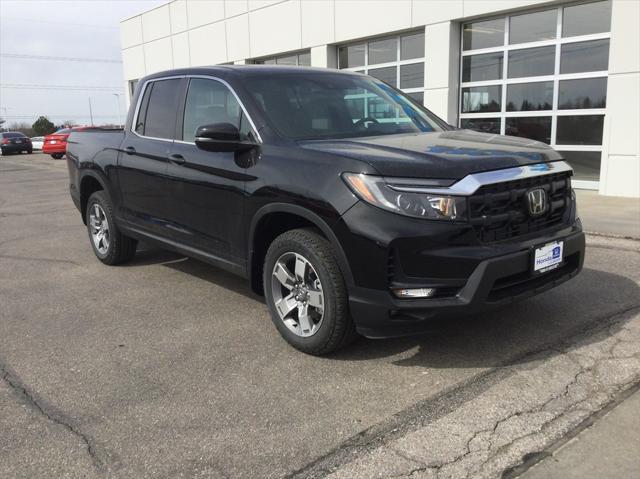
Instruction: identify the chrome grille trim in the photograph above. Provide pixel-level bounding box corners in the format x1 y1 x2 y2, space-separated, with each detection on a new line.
387 161 573 196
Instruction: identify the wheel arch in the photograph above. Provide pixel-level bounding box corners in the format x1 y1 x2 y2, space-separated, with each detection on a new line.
79 172 110 225
248 203 354 295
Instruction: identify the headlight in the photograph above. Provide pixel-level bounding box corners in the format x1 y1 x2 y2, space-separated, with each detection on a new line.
342 173 466 220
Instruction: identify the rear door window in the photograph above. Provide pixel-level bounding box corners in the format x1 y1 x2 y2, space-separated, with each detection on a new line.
135 78 180 139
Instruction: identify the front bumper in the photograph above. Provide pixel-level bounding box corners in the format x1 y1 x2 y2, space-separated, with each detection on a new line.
349 229 584 338
336 200 585 338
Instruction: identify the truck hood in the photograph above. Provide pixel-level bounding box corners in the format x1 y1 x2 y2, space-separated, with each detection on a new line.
298 130 563 179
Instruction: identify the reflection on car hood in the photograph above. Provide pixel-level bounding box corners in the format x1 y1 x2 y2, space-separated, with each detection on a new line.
298 129 563 179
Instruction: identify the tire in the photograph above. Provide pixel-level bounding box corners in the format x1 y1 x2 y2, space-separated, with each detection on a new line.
27 149 33 154
51 153 63 159
86 191 137 265
263 228 357 355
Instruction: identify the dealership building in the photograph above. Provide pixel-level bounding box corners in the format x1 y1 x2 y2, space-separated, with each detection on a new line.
120 0 639 197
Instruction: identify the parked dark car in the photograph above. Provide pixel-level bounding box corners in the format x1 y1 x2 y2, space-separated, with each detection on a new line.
1 132 32 155
66 66 585 354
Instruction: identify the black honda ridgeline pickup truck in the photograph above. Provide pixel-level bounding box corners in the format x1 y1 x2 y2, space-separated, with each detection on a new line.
67 66 585 355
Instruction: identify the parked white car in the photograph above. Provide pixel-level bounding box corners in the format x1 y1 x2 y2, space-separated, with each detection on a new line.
30 136 44 150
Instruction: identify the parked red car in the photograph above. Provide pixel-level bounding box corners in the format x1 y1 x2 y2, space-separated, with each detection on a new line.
43 127 88 159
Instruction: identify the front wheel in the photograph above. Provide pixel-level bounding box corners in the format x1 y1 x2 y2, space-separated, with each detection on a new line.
86 191 137 265
263 228 356 355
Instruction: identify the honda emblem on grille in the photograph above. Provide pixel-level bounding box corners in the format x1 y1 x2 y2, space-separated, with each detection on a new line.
526 188 548 216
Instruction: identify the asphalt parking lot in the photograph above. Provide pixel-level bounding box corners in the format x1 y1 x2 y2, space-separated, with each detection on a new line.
1 153 639 478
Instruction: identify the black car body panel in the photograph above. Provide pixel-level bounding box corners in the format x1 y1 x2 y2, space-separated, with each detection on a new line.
1 132 32 154
66 66 585 338
299 130 562 179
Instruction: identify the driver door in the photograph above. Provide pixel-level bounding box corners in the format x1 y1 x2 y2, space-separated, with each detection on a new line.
164 77 256 264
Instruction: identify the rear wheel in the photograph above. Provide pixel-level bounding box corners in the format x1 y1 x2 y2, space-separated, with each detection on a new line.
51 153 63 159
27 149 33 154
86 191 137 265
263 228 356 355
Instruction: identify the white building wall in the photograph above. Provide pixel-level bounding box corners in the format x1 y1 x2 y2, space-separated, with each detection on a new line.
599 0 640 197
121 0 639 197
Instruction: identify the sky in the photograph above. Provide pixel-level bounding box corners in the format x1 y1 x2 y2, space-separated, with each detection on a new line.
0 0 166 128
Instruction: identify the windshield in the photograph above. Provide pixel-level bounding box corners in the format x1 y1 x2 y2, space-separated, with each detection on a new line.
244 73 445 140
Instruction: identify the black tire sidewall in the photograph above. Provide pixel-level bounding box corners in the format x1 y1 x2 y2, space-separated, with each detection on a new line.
263 231 346 353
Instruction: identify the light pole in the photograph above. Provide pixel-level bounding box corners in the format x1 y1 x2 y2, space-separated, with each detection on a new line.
113 93 123 127
88 97 94 126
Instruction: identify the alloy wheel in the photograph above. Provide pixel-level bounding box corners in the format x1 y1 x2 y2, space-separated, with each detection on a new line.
271 252 325 337
89 203 110 255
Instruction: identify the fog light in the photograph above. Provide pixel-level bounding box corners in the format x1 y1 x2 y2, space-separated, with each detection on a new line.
392 288 436 299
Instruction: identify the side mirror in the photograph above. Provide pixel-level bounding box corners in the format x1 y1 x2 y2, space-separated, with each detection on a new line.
194 123 257 152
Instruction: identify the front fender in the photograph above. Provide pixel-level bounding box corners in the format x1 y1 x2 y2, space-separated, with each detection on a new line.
248 202 355 288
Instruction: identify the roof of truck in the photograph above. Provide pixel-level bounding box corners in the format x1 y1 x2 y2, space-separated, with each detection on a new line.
142 65 362 81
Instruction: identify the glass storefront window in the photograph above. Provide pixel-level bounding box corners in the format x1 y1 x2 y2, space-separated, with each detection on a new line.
460 4 611 184
254 51 312 67
401 32 425 60
462 85 501 113
560 39 610 74
462 53 503 82
509 9 557 44
506 82 553 111
297 52 311 67
338 44 365 68
400 63 424 89
558 78 607 109
368 37 396 64
556 115 605 145
339 30 426 105
563 1 612 37
368 66 396 87
462 18 504 50
505 117 552 144
508 46 555 78
276 55 297 66
558 151 602 180
406 91 424 105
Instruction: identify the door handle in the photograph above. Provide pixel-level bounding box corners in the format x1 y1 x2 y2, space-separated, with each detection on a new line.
168 153 186 165
124 146 136 155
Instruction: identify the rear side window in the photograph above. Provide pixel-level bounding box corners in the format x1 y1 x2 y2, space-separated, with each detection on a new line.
135 79 180 139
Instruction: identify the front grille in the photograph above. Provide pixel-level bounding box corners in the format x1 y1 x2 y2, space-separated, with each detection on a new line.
469 171 572 243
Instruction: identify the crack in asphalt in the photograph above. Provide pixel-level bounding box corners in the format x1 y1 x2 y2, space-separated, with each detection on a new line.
586 244 640 253
0 362 105 475
584 231 640 242
0 254 80 266
390 313 640 479
501 379 640 479
289 304 640 479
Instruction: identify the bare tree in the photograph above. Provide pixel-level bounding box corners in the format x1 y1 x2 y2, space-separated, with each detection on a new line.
7 122 34 136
